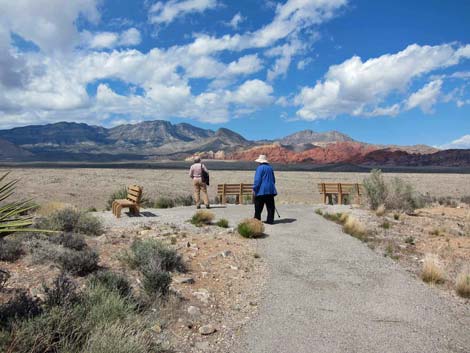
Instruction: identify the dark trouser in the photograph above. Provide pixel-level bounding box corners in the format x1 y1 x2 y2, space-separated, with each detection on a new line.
254 194 275 224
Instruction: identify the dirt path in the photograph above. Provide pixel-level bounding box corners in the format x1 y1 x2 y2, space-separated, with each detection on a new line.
99 204 470 353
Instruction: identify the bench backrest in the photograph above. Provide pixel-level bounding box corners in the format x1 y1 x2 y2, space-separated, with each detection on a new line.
127 185 143 204
317 183 363 194
217 183 254 195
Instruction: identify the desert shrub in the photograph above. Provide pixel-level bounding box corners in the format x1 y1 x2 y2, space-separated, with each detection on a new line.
154 196 175 209
190 210 214 226
216 218 229 228
375 204 386 217
421 254 445 284
76 213 103 236
89 271 132 298
393 213 400 220
27 237 65 264
0 291 42 330
460 195 470 205
49 232 87 251
455 268 470 298
129 238 185 273
0 238 24 262
36 201 72 217
363 169 388 210
0 269 9 290
58 248 99 276
43 273 80 309
83 323 160 353
436 196 458 208
387 177 425 212
237 218 265 238
322 212 345 224
380 221 391 229
342 216 367 241
141 258 172 297
363 170 425 212
85 283 135 325
405 236 415 245
174 195 194 206
314 209 323 215
36 208 102 236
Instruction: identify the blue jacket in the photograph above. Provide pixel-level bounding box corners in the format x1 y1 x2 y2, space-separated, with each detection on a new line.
253 163 277 196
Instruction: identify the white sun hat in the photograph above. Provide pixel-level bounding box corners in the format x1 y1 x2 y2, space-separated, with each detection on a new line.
255 154 269 163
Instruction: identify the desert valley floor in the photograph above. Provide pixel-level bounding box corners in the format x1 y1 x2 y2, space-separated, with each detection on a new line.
3 168 470 209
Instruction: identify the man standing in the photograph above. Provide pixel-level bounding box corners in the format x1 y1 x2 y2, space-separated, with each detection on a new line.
253 155 277 224
189 156 210 209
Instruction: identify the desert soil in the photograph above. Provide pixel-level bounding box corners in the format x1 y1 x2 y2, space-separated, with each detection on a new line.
2 168 470 209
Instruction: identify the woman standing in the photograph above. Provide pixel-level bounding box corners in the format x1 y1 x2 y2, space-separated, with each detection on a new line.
189 156 210 209
253 155 277 224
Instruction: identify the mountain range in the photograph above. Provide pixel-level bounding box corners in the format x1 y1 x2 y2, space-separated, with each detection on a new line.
0 120 468 167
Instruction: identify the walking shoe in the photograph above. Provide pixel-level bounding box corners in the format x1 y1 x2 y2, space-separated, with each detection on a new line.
206 205 211 209
196 205 201 209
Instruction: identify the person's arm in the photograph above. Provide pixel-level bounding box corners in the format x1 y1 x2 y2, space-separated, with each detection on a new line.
189 165 194 178
253 166 262 194
202 164 209 173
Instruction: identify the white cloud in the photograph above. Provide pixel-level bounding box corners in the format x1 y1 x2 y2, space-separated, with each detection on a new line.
439 135 470 149
405 79 442 113
227 12 245 29
187 0 347 55
266 38 305 81
0 0 100 52
149 0 218 25
294 43 470 120
86 28 142 49
229 79 274 106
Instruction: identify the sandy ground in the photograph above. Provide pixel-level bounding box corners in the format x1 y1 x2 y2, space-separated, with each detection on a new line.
2 168 470 209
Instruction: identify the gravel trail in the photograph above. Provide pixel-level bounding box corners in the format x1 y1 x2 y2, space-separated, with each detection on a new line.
97 204 470 353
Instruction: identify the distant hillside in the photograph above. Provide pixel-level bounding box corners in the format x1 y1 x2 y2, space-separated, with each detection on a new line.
0 120 465 168
279 130 354 145
0 138 33 160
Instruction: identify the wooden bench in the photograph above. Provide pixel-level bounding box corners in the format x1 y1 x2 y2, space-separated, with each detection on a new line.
112 185 143 218
317 183 363 205
217 183 254 204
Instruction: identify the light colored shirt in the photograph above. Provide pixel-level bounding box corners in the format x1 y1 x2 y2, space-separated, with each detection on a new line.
189 163 208 179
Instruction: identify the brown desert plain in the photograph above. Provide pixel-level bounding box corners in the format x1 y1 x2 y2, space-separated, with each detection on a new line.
3 168 470 209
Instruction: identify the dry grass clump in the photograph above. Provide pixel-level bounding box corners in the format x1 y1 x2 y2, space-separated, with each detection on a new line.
190 210 214 226
342 216 367 241
455 268 470 298
421 254 445 284
237 218 265 238
375 204 386 217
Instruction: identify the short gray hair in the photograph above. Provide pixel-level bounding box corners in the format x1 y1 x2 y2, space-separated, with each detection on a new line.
194 156 201 163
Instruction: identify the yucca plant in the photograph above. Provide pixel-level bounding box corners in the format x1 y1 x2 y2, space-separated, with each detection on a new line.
0 172 37 237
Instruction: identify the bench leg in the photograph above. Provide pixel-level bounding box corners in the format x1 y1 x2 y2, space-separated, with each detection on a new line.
115 204 122 218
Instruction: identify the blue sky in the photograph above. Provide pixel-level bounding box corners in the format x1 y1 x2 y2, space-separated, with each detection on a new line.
0 0 469 148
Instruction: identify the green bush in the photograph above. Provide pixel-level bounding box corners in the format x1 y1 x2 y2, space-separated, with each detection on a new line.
76 213 103 236
50 232 87 251
363 170 425 212
237 218 264 238
43 273 80 309
216 218 229 228
36 208 103 236
174 195 194 206
0 238 24 262
363 169 388 210
83 322 161 353
58 248 99 276
129 239 185 273
380 221 391 229
89 271 132 298
141 259 172 297
154 197 175 209
0 291 42 330
190 210 214 226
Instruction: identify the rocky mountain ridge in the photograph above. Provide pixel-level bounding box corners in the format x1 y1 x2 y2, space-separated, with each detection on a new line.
0 120 467 167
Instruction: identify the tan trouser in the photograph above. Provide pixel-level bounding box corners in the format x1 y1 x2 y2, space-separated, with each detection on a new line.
193 179 209 206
